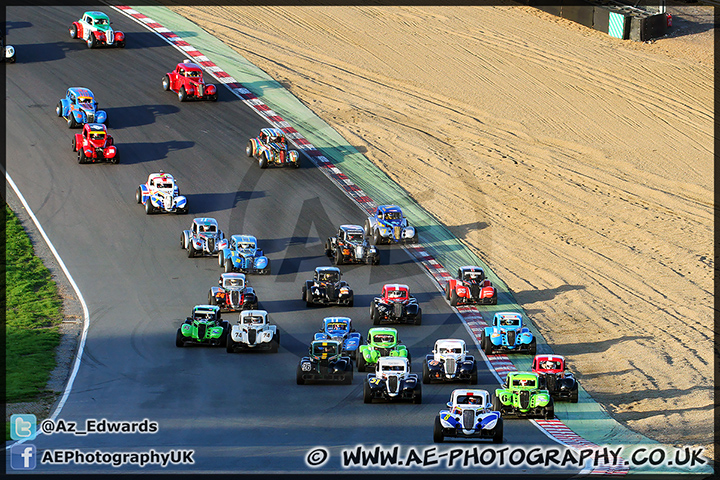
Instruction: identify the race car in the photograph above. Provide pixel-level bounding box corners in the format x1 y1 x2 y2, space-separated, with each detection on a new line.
370 284 422 325
325 224 379 265
434 389 503 443
363 357 421 404
181 218 225 258
69 11 125 48
296 340 353 385
364 204 417 245
162 59 217 102
423 339 478 384
301 266 354 307
445 266 497 306
55 87 107 128
226 309 279 353
532 354 579 403
72 123 118 164
493 372 554 419
480 312 536 355
136 171 188 214
314 317 362 361
246 128 300 169
218 235 270 275
176 305 229 348
208 273 258 313
356 327 409 372
2 30 15 63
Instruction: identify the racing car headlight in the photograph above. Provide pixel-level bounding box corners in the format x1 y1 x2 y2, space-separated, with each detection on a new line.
491 332 501 338
340 287 349 294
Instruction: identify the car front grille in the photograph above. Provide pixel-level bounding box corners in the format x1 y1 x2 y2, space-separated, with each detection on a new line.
393 303 403 319
197 323 207 340
507 330 516 346
546 374 557 393
387 376 399 394
207 237 215 253
248 328 257 345
445 357 457 375
462 410 475 430
519 390 530 410
393 226 401 240
230 290 240 306
470 284 480 298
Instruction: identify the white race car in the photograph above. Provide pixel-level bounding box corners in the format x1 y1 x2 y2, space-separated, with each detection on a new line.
423 339 478 384
181 218 225 258
226 310 279 353
434 389 503 443
136 171 188 214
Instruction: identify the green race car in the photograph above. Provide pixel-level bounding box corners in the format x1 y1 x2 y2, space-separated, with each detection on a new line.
493 372 554 419
176 305 229 347
356 327 409 372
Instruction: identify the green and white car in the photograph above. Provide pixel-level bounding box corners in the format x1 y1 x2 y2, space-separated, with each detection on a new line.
356 327 409 372
176 305 229 348
69 11 125 48
493 372 554 419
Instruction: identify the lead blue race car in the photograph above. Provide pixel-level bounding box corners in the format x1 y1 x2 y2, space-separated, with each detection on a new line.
314 317 362 361
218 235 270 275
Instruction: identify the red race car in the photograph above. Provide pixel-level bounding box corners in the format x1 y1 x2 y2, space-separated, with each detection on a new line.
445 266 497 306
531 354 579 403
72 123 118 164
162 60 217 102
370 284 422 325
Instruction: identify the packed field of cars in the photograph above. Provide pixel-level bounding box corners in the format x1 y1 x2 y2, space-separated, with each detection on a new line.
42 10 584 445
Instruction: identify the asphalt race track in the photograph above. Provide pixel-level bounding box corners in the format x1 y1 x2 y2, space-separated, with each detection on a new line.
5 6 582 475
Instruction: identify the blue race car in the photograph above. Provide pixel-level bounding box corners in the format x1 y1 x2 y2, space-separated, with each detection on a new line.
480 312 536 355
314 317 362 361
55 87 107 128
218 235 270 275
364 204 418 245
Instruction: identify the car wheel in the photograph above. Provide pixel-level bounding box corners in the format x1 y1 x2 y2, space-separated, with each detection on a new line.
412 384 422 404
433 416 444 443
71 136 76 151
296 365 305 385
178 86 187 102
450 289 459 307
492 418 504 444
343 369 353 385
218 250 225 267
422 361 431 384
56 102 63 117
482 333 493 355
68 114 77 129
372 229 381 245
70 24 77 39
118 41 125 48
469 364 478 385
334 247 343 265
77 149 86 164
372 254 380 265
87 35 96 49
226 333 235 353
145 199 153 215
246 141 254 157
208 292 216 306
258 152 268 169
136 187 142 204
414 310 422 326
111 152 119 164
305 288 314 308
362 381 372 403
371 303 380 325
570 388 579 404
357 353 366 372
347 292 354 308
210 93 218 102
364 220 371 236
224 258 233 273
529 337 537 356
544 399 555 420
187 243 196 258
162 75 170 91
445 282 451 300
175 328 185 348
491 393 501 412
219 322 229 348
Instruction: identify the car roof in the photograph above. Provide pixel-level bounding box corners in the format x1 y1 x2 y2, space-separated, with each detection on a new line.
69 87 94 98
261 127 284 137
435 338 466 349
193 217 219 226
495 312 522 321
149 172 175 182
460 266 484 272
231 234 257 244
240 309 267 318
221 272 246 281
378 205 402 213
324 317 351 324
178 61 202 71
84 11 110 20
340 224 364 233
384 283 409 291
368 327 397 335
378 356 408 367
194 304 219 313
312 339 341 347
451 389 489 402
85 123 106 132
535 354 564 362
316 266 341 274
508 372 539 380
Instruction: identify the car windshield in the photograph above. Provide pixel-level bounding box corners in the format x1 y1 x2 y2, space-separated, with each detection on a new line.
95 18 108 25
439 347 462 354
198 225 216 233
313 344 338 355
89 132 105 140
195 312 215 320
186 70 201 77
327 322 348 333
511 378 536 388
464 272 483 281
387 289 407 299
319 272 339 282
156 182 172 189
500 317 520 326
458 395 482 405
239 243 255 251
269 136 285 143
346 232 363 243
383 211 401 220
243 315 263 325
224 278 244 288
77 96 93 105
381 365 405 373
372 334 395 344
539 360 561 370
